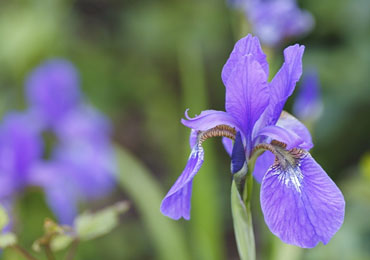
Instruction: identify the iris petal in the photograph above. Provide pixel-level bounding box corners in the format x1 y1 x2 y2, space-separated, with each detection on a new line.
231 132 246 174
181 109 239 132
222 34 268 84
225 55 269 149
259 44 304 128
260 152 345 248
222 137 233 156
276 111 313 150
160 145 204 220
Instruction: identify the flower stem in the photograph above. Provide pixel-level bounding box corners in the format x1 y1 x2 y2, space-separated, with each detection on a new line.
11 245 39 260
43 244 55 260
231 172 256 260
65 238 79 260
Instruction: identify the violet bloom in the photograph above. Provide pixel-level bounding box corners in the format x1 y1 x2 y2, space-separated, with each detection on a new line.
293 70 323 122
161 35 344 248
243 0 314 47
25 59 116 224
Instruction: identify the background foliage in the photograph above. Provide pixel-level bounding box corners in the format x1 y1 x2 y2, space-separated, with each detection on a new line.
0 0 369 259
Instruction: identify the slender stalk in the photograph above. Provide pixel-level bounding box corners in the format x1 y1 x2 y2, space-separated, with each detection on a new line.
43 244 55 260
231 179 256 260
11 245 39 260
65 239 79 260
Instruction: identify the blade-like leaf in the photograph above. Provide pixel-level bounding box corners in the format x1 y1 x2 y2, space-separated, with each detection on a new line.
231 180 256 260
116 146 190 260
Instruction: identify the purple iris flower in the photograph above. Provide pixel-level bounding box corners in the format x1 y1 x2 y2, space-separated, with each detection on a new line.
24 59 116 224
293 70 323 122
241 0 314 47
29 106 116 224
161 35 344 248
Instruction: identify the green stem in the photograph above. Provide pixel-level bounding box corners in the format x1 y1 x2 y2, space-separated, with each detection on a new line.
231 179 255 260
65 239 79 260
11 245 39 260
43 244 55 260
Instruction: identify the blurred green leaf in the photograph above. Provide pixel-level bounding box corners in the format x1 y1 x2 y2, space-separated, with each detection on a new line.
231 180 255 260
0 204 8 230
360 152 370 182
116 146 190 260
50 234 74 252
0 233 17 248
75 201 129 241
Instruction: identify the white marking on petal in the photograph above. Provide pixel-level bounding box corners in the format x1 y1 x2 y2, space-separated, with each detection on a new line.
270 149 307 193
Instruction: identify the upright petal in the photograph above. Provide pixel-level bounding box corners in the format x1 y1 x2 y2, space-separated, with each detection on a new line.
260 152 345 248
222 34 268 84
161 144 204 220
181 109 239 132
261 44 304 127
25 59 81 127
225 55 269 149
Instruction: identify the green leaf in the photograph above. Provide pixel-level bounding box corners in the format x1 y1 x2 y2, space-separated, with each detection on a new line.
116 146 191 260
75 201 129 241
231 180 256 260
0 233 17 248
50 234 74 252
0 204 9 231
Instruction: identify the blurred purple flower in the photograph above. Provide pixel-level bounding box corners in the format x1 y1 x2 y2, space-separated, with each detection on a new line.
0 59 116 225
238 0 314 46
293 70 323 122
161 35 344 248
29 105 116 224
25 59 81 128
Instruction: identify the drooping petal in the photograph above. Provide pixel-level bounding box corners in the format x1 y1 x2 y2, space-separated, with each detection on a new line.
225 55 269 149
259 44 304 128
222 137 233 156
44 184 78 225
260 152 345 248
161 145 204 220
181 109 239 132
189 129 198 148
293 70 323 122
28 163 79 225
253 150 275 183
0 112 43 194
276 111 313 150
222 34 268 84
231 132 246 174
